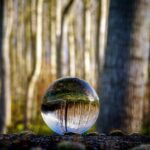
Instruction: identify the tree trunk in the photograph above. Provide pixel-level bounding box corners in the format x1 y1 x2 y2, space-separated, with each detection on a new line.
99 0 109 75
50 0 57 80
0 0 5 133
0 0 13 133
68 18 76 76
142 47 150 134
24 0 43 128
74 0 84 78
83 0 91 82
97 0 150 133
56 0 74 78
95 0 109 93
56 0 62 78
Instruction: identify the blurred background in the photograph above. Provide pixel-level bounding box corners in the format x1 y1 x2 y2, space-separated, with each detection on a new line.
0 0 150 135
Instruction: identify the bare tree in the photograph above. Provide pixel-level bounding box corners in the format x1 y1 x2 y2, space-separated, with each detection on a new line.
97 0 150 133
0 0 5 133
95 0 109 93
50 0 57 80
99 0 109 74
68 18 76 76
83 0 91 82
74 0 84 78
0 0 13 133
56 0 74 78
143 47 150 133
24 0 43 128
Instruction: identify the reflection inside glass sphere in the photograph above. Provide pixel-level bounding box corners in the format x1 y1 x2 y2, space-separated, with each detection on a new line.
41 77 100 135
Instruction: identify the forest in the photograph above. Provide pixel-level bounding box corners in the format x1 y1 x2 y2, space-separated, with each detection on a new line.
0 0 150 139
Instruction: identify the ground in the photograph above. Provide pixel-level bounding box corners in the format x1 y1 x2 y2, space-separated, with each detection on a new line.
0 132 150 150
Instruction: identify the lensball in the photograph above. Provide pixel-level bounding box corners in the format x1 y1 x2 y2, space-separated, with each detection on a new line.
41 77 100 135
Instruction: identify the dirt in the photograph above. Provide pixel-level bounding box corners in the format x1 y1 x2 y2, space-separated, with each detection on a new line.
0 133 150 150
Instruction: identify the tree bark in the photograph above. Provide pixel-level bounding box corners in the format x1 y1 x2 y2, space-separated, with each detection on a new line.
0 0 5 133
97 0 150 133
95 0 109 93
68 19 76 76
0 0 13 133
142 47 150 134
74 0 84 78
24 0 43 128
56 0 74 78
50 0 57 80
83 0 91 82
99 0 109 75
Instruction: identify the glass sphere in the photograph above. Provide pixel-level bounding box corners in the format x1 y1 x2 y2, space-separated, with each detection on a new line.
41 77 100 135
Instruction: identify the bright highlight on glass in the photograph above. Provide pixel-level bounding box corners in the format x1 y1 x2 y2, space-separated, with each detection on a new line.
41 77 100 135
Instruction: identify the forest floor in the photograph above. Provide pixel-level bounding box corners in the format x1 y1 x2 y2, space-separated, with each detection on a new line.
0 132 150 150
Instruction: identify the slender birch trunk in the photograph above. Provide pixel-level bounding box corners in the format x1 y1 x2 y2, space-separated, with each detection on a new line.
68 18 76 76
95 0 109 93
24 0 43 128
83 0 91 82
0 0 13 133
50 0 57 80
142 47 150 134
56 0 74 78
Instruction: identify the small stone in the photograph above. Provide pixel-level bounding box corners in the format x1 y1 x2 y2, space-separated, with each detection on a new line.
86 132 99 136
109 129 127 136
57 141 85 150
129 133 141 136
19 130 35 136
131 144 150 150
30 147 45 150
64 132 79 136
